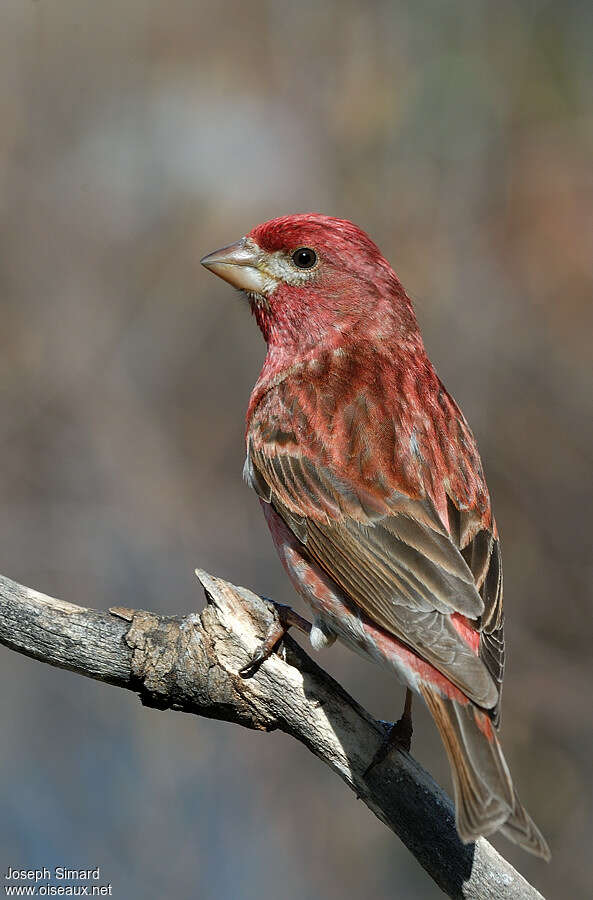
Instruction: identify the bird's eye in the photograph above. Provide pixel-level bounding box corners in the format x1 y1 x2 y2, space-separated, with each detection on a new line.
291 247 317 269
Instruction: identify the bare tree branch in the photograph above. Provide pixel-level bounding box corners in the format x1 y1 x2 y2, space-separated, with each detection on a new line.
0 569 544 900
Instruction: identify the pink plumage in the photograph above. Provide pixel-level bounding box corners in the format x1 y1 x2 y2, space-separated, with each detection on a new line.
201 213 550 859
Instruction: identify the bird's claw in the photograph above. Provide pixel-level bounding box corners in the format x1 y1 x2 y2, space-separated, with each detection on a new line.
364 689 414 777
363 716 413 778
239 645 268 678
239 599 312 678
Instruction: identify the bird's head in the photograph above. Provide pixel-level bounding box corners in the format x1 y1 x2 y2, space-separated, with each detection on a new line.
201 214 419 356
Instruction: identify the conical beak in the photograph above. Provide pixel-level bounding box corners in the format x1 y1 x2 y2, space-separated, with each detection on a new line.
200 238 267 293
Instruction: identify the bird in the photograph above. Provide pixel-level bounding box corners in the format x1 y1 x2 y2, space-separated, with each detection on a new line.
201 213 550 859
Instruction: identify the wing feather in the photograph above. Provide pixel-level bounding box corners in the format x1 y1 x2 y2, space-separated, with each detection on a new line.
249 441 498 709
246 353 505 715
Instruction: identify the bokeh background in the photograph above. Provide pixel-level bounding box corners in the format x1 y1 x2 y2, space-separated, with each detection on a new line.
1 1 592 897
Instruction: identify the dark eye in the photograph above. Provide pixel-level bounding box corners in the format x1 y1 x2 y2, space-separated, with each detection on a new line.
291 247 317 269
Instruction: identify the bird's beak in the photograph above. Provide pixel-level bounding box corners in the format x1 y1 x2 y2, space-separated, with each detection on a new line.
200 238 267 293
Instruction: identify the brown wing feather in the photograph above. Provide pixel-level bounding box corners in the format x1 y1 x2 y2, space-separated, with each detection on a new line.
449 499 505 724
479 540 505 725
249 440 498 710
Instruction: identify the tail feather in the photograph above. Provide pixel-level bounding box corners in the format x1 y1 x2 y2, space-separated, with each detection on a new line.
420 685 550 860
500 791 551 861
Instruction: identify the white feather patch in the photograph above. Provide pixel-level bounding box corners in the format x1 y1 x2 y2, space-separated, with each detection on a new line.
310 617 337 651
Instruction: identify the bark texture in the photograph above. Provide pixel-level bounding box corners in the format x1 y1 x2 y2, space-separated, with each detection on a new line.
0 569 545 900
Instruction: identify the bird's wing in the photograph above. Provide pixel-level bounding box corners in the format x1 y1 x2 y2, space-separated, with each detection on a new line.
246 361 503 712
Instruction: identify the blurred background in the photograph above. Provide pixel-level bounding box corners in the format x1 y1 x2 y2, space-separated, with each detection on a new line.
0 1 591 897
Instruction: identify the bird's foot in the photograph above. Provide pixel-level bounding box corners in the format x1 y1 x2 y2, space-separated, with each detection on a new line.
364 689 414 777
239 600 312 677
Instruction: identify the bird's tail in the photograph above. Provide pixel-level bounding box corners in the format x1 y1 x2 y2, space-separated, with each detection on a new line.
420 685 550 860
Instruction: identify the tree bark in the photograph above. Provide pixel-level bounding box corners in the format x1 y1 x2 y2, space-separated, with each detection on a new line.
0 568 545 900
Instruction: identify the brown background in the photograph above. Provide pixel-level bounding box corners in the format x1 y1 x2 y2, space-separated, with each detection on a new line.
1 1 591 897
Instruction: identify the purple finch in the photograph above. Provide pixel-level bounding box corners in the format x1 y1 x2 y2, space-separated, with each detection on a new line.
201 214 549 859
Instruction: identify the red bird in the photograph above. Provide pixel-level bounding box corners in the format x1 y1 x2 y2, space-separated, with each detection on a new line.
201 214 549 859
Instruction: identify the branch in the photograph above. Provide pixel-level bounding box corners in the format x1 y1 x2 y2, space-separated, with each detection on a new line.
0 569 544 900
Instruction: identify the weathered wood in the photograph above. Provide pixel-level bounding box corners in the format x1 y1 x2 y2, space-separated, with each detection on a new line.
0 569 545 900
